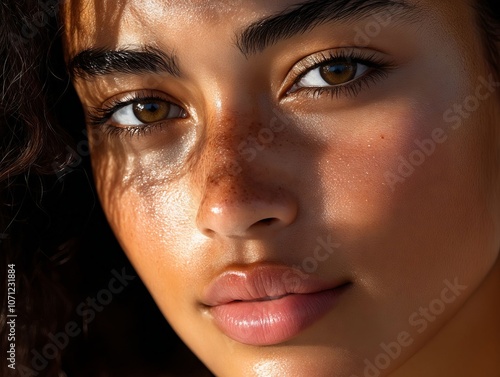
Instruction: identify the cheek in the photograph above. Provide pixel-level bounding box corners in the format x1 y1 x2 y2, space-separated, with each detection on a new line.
306 84 500 358
89 136 205 309
98 179 214 349
309 78 498 268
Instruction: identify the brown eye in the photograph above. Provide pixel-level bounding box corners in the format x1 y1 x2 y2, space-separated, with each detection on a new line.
110 98 186 127
319 59 357 85
133 100 171 124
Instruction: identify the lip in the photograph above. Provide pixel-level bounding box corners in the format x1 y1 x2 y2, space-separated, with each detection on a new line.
201 264 350 346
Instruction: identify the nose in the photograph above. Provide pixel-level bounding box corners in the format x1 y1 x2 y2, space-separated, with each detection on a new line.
194 115 298 240
197 178 298 239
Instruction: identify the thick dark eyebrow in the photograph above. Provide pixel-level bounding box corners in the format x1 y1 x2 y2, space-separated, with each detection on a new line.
236 0 418 56
68 0 417 79
68 45 181 79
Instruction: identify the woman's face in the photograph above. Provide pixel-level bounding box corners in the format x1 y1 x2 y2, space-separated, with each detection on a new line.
63 0 500 375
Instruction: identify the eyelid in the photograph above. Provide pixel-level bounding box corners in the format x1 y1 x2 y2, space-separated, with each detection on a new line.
110 101 186 127
87 90 187 126
291 63 370 92
280 47 395 98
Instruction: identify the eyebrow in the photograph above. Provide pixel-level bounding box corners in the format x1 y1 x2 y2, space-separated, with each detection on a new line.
68 45 180 79
68 0 417 79
236 0 418 56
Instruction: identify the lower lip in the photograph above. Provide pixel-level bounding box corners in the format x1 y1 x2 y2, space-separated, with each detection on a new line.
209 284 350 346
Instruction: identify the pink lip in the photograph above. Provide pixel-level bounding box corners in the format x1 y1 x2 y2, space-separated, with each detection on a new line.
201 265 350 346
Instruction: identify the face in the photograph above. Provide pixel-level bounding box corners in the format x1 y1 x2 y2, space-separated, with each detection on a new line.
62 0 500 375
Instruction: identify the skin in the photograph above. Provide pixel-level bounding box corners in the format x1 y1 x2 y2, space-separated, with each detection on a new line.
62 0 500 376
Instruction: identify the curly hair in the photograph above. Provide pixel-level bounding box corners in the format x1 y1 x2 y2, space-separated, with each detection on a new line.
0 1 71 180
0 1 74 375
0 0 499 376
475 0 500 76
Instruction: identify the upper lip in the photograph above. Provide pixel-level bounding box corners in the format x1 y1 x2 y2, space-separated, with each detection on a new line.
201 264 348 307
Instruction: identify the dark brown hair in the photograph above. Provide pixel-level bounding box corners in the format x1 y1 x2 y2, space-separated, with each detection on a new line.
476 0 500 76
1 1 74 375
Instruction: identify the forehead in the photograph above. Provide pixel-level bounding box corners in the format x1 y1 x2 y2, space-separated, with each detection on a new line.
61 0 473 66
63 0 300 20
62 0 301 53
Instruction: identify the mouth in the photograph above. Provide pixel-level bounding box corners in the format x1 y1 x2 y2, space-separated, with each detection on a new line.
200 264 351 346
247 294 289 302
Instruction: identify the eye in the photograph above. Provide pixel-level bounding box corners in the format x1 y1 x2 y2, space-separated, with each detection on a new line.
111 99 186 126
292 58 369 91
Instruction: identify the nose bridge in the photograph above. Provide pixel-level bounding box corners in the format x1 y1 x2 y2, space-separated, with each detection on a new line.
192 104 265 198
191 80 269 185
190 96 298 239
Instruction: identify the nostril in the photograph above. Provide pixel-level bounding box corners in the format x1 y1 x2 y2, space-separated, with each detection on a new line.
197 187 298 238
258 218 277 226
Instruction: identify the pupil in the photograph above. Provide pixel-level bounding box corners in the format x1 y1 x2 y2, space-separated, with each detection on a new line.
133 100 170 123
330 65 347 74
143 103 160 113
320 59 357 85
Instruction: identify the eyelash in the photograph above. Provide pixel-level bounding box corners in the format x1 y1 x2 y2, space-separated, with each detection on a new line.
287 49 395 99
87 91 174 138
87 50 395 138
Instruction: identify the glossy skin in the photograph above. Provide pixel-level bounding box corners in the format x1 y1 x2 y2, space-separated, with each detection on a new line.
62 0 500 376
